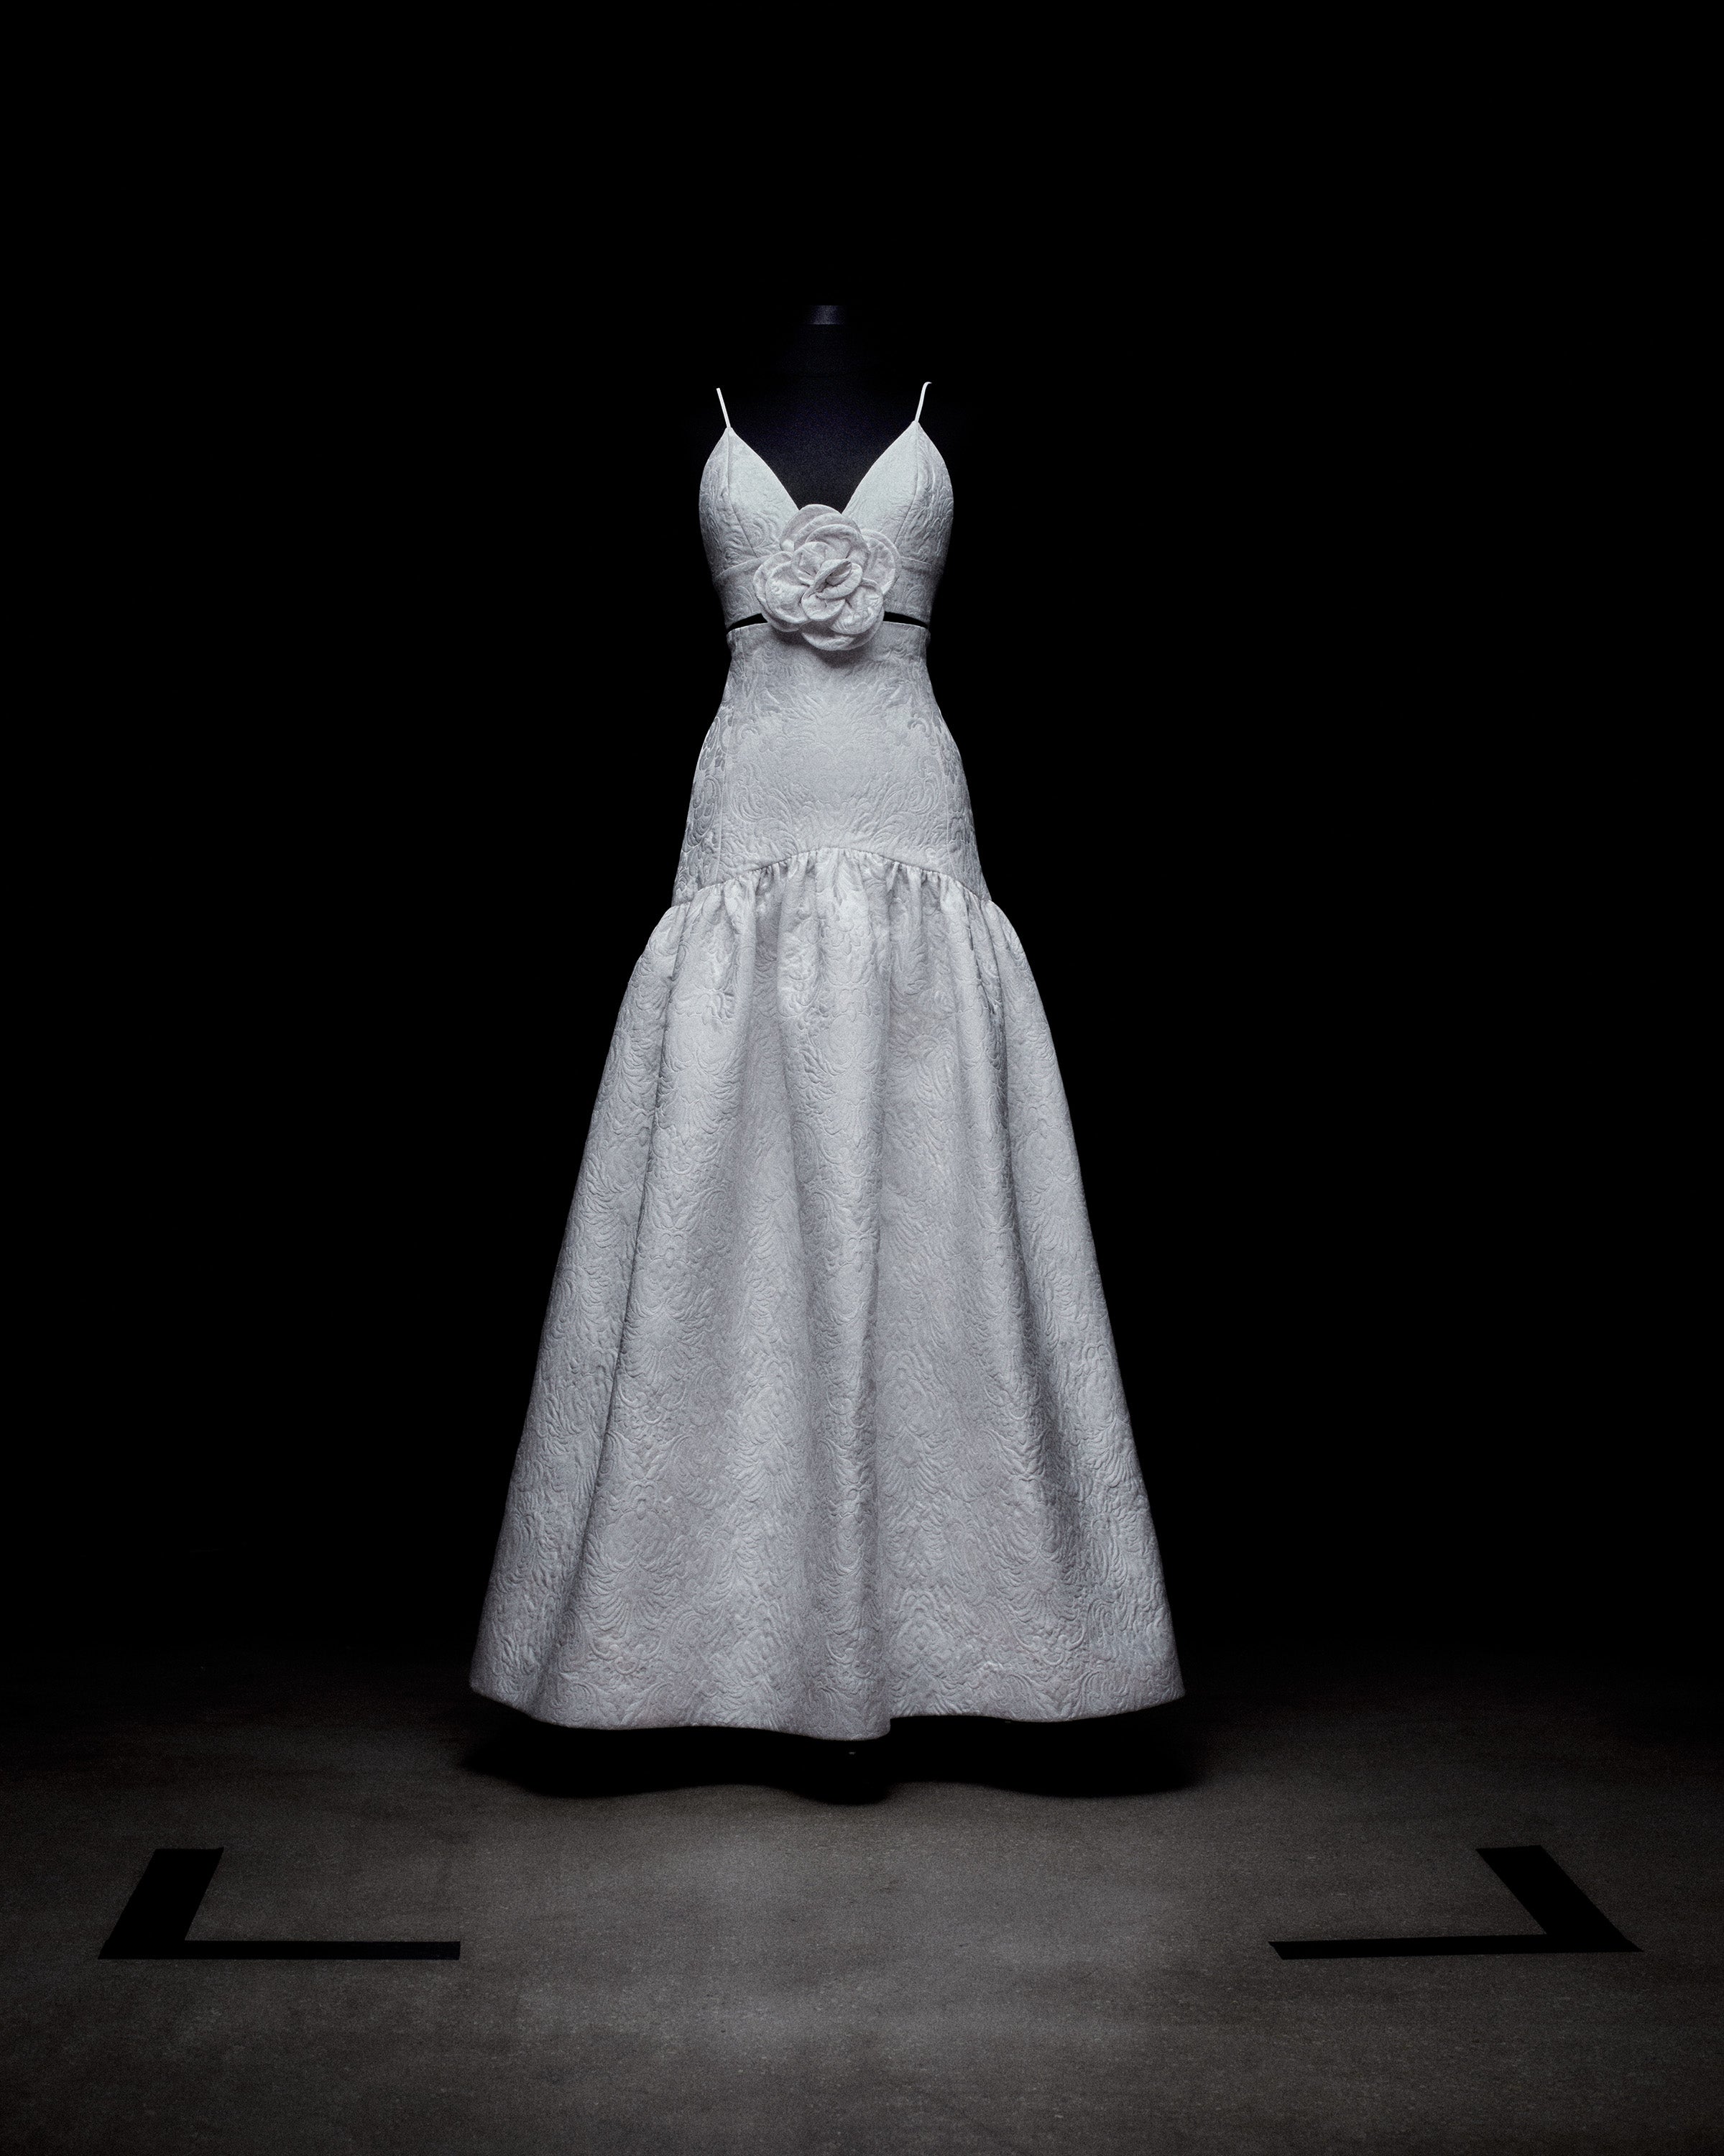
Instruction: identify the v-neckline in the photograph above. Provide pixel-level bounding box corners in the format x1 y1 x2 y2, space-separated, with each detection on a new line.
722 420 925 519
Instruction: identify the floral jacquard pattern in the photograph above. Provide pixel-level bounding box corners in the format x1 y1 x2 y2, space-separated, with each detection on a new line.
670 627 988 906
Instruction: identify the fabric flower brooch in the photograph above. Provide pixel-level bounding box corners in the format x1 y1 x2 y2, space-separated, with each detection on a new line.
754 507 900 653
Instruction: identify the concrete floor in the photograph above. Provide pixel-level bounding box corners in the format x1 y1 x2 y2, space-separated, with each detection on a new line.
2 1637 1719 2154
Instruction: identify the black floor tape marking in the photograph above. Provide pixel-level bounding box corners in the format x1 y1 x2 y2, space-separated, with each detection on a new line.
1272 1846 1639 1958
99 1849 460 1960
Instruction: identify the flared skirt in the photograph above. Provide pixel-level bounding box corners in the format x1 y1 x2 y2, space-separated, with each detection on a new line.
470 846 1181 1740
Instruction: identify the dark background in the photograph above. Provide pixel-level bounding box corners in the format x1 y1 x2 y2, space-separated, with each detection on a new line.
22 206 1698 1677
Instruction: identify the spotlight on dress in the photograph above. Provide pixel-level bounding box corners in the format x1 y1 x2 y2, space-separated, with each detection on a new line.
471 386 1182 1741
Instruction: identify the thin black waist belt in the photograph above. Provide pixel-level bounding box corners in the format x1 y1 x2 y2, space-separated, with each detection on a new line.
724 612 930 634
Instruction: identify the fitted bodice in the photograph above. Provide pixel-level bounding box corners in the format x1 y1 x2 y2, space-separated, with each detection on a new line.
699 420 954 627
673 415 986 907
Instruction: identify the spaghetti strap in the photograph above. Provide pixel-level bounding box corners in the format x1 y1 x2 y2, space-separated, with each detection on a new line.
913 381 930 426
716 386 732 431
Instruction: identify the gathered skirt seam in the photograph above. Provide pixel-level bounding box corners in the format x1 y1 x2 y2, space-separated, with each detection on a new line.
676 845 990 911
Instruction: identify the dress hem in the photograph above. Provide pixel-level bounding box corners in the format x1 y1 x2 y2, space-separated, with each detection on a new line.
470 1672 1187 1743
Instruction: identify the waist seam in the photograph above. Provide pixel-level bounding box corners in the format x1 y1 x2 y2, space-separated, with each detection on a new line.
676 844 990 910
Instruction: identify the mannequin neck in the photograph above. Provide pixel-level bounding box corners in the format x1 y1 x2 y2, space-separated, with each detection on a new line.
771 306 881 379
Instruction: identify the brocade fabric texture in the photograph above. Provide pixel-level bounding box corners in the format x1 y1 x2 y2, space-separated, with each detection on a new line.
469 412 1182 1740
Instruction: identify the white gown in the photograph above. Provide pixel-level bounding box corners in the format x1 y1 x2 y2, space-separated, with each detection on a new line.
470 390 1181 1741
